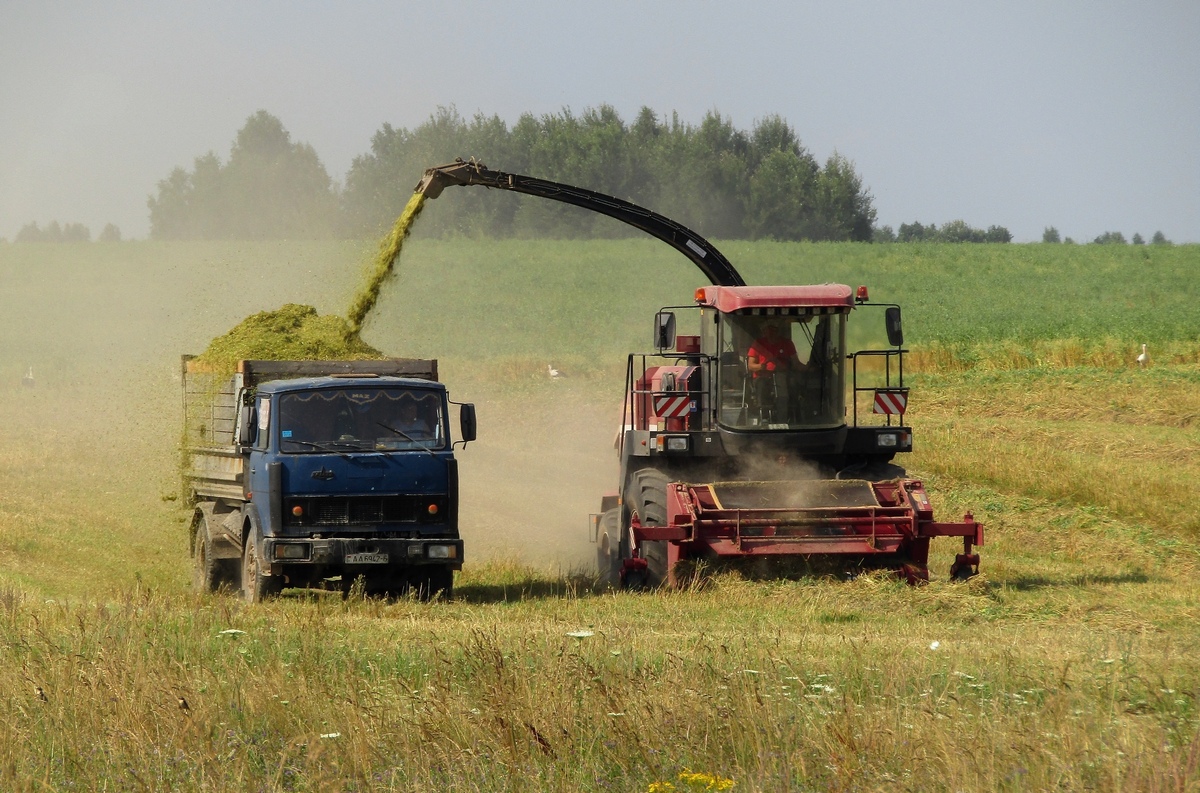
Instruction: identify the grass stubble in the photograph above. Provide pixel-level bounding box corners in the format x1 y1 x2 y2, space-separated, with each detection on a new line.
0 234 1197 789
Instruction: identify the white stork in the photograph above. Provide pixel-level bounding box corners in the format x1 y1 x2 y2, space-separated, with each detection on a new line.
1136 343 1149 368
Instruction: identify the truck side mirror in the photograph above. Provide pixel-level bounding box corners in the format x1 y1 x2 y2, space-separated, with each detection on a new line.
459 403 477 443
654 311 676 352
238 406 257 447
885 307 904 347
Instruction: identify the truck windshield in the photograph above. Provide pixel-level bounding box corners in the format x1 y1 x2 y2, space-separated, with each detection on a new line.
717 312 846 431
277 387 447 452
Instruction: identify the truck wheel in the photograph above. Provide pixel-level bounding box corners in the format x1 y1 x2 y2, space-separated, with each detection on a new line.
414 567 453 601
192 514 220 593
628 469 670 588
596 507 623 588
241 529 279 603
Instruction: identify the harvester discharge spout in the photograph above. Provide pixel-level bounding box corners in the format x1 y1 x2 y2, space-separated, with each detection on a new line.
416 159 505 199
415 158 745 287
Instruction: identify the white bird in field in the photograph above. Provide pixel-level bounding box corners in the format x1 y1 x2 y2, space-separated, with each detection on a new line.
1136 343 1149 368
547 364 562 379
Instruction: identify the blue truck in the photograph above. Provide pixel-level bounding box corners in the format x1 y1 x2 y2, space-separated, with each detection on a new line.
183 357 476 601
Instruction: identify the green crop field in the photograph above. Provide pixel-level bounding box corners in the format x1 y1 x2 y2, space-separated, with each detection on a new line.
0 239 1197 791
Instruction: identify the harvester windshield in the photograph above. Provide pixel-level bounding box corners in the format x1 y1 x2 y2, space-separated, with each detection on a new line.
717 312 845 431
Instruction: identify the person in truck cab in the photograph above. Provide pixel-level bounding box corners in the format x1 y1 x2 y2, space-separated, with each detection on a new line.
395 399 435 439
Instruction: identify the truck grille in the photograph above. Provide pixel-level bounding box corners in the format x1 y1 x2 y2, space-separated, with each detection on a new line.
284 495 447 527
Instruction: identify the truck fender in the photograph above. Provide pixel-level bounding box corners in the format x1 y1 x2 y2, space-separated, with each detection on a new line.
240 506 260 556
192 502 241 561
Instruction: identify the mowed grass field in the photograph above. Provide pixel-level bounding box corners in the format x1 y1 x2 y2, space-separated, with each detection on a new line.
0 237 1197 791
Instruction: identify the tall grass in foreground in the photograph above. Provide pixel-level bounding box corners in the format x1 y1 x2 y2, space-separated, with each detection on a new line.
2 564 1198 792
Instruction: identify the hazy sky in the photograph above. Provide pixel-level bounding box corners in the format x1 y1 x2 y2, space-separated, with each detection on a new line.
2 1 1197 242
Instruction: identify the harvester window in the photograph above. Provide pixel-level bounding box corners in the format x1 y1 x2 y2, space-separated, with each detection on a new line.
718 312 845 431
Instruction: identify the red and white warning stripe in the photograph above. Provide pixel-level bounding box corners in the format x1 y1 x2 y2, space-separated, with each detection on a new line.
653 395 694 418
873 390 908 415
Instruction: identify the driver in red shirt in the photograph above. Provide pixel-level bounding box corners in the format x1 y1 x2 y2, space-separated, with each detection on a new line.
747 321 805 378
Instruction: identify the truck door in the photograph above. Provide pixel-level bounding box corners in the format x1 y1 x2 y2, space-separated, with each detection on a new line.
245 394 280 537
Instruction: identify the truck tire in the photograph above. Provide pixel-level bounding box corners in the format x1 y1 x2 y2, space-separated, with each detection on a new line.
414 567 453 601
596 507 623 588
628 469 670 588
241 527 280 603
193 514 220 593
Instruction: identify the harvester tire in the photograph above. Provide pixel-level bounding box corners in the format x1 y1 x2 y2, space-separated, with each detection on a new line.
628 469 670 588
596 507 623 588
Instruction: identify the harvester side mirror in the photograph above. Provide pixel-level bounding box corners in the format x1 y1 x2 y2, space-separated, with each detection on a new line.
459 403 477 443
654 311 677 352
885 307 904 347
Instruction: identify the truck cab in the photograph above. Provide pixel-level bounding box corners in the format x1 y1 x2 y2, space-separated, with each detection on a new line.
185 359 475 601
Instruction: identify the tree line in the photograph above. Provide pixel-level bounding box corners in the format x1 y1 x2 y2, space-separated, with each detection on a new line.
146 107 877 242
12 221 121 243
1042 227 1172 245
24 109 1160 245
874 220 1013 244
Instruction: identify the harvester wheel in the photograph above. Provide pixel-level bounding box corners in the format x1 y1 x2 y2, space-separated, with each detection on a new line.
628 469 670 588
596 507 623 587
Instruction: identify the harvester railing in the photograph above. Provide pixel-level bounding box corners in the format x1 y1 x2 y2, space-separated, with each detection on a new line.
618 352 709 460
848 348 907 427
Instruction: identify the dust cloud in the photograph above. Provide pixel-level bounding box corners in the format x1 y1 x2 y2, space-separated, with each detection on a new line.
450 376 619 571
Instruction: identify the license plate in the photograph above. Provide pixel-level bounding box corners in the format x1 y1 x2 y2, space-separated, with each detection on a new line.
345 552 388 565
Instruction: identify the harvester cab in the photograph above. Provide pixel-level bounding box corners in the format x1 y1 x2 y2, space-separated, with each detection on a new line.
636 284 909 462
416 158 982 587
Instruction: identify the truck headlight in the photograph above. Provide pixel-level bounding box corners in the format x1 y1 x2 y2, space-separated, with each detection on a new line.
665 436 689 452
427 544 457 559
274 543 310 560
877 433 898 447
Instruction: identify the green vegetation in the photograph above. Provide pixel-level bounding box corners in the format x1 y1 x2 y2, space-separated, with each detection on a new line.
344 106 876 242
0 239 1197 789
892 220 1013 243
147 106 878 243
357 237 1198 364
194 303 384 373
346 193 427 334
